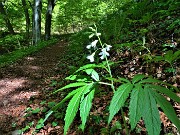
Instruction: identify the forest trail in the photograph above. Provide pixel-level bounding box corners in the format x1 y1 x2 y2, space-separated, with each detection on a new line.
0 40 68 134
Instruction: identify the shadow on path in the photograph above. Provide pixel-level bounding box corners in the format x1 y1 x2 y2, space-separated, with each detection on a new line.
0 40 68 134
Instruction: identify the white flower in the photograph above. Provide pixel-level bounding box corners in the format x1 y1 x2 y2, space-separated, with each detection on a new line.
105 44 112 51
87 52 95 62
86 40 98 49
86 44 92 49
99 48 110 59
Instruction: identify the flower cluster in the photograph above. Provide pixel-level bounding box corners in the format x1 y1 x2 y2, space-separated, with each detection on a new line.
86 39 112 62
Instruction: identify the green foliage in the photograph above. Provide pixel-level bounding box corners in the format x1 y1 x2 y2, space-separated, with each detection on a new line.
64 83 94 134
15 0 180 134
79 89 95 131
142 87 161 135
0 34 25 54
129 84 144 130
108 83 133 124
39 27 180 135
0 38 58 67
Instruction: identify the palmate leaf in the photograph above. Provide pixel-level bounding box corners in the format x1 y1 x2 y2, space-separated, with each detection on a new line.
132 74 146 84
38 88 81 130
75 64 104 73
142 87 161 135
85 69 99 81
51 82 87 94
153 91 180 130
108 83 133 124
64 84 93 135
129 84 145 130
51 88 80 111
80 89 95 131
149 85 180 103
139 78 161 84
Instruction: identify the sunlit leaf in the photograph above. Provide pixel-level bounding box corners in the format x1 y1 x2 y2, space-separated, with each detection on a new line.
153 91 180 130
85 69 99 81
149 85 180 103
51 88 80 111
80 89 95 131
139 78 161 84
129 84 144 129
142 87 161 135
132 74 146 84
108 83 133 124
52 82 87 94
64 85 93 135
75 64 105 73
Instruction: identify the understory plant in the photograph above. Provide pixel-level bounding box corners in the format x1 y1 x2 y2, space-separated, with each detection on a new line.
42 25 180 135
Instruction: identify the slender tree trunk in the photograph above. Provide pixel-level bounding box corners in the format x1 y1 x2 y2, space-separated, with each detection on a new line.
22 0 30 39
0 2 15 34
45 0 56 40
32 0 42 45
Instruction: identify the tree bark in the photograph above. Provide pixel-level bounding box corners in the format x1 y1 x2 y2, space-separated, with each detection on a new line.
32 0 42 45
22 0 30 39
0 2 15 34
45 0 56 40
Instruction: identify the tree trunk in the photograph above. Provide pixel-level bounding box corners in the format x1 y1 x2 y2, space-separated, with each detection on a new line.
22 0 30 39
32 0 42 45
45 0 56 40
0 2 15 34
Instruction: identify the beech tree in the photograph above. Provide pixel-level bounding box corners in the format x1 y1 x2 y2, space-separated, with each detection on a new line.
0 1 15 34
32 0 42 44
22 0 30 38
45 0 56 40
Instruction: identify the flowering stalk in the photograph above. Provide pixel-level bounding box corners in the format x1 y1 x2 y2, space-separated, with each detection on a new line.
96 31 115 93
86 24 115 93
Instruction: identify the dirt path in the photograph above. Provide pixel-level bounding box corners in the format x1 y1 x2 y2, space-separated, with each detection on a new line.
0 40 68 134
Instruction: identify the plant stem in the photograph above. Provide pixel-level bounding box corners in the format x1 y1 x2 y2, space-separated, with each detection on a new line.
121 108 129 135
98 82 112 86
97 35 115 93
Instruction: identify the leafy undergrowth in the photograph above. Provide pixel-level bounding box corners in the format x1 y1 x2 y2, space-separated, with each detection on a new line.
16 37 180 135
0 38 58 68
13 0 180 135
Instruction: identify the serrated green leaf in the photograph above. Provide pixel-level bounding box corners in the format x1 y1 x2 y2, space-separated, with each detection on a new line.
80 89 95 131
117 77 131 83
139 78 161 84
65 75 78 80
108 83 133 124
129 84 145 130
149 85 180 103
85 69 99 81
52 82 87 94
142 87 161 135
64 85 93 135
75 64 98 73
40 88 81 131
132 74 146 84
51 88 80 111
153 91 180 130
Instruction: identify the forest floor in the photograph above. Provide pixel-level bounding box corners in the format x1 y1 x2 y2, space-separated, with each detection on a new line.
0 39 68 135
